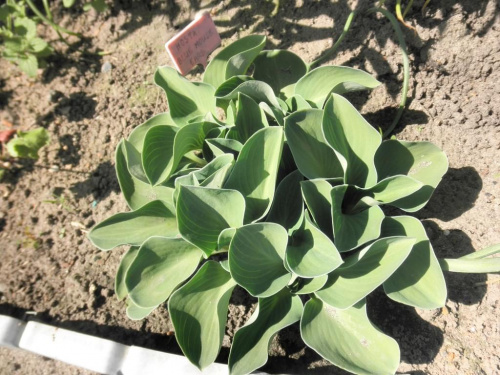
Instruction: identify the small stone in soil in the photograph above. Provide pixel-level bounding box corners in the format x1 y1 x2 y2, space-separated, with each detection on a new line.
101 62 113 73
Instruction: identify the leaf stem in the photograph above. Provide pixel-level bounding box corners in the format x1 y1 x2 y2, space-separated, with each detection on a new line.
25 0 81 37
309 10 356 70
369 7 410 138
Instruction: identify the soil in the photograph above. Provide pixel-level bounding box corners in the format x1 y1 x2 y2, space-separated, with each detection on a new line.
0 0 499 374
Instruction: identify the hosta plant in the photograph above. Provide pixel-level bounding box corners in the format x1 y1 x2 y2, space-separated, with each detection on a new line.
89 35 500 375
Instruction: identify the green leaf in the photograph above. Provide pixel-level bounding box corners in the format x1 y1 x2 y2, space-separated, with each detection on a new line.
88 200 178 251
285 94 312 112
128 113 174 150
323 94 381 188
63 0 76 7
295 66 381 108
229 288 303 375
266 170 304 233
126 237 202 308
439 257 500 273
115 141 175 210
6 128 49 159
14 18 37 40
228 93 268 143
229 223 291 297
301 298 400 375
169 261 236 370
375 140 448 212
115 246 139 301
122 139 148 182
355 175 423 208
292 275 328 295
316 237 415 309
203 35 266 89
142 125 177 185
126 298 155 320
214 75 254 98
331 185 385 252
224 127 284 223
252 50 308 96
204 138 243 160
215 80 282 112
177 185 245 256
29 38 52 56
286 214 343 278
155 66 216 126
285 109 343 179
87 0 108 12
382 216 447 309
300 179 334 239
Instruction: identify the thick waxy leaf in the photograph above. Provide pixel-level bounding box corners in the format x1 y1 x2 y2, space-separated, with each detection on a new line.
285 109 343 179
126 298 156 320
355 175 423 208
203 35 266 89
375 140 449 212
301 298 400 375
295 66 381 107
115 246 139 301
331 185 385 252
286 94 312 112
316 237 415 309
169 261 236 370
204 138 243 160
229 223 291 297
142 125 177 185
266 170 303 233
89 200 178 251
128 113 174 150
215 80 282 112
155 66 216 126
300 179 334 238
214 75 254 98
292 275 328 295
116 141 175 210
229 288 303 375
382 216 447 309
177 185 245 256
228 93 268 143
253 50 308 95
125 237 202 308
286 214 343 278
173 154 235 203
323 94 381 188
123 139 148 182
169 121 219 177
225 127 284 223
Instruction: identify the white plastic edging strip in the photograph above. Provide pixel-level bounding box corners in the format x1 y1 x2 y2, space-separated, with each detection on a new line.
121 346 228 375
0 315 273 375
0 315 26 349
19 321 127 374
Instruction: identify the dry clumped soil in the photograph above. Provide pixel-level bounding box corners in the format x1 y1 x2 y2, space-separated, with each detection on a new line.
0 0 499 374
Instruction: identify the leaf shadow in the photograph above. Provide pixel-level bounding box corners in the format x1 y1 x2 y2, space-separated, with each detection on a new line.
70 161 120 200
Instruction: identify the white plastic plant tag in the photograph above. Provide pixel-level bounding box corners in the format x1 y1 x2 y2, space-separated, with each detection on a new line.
165 11 221 75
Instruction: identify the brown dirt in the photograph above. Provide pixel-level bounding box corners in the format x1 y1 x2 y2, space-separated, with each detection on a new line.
0 0 499 374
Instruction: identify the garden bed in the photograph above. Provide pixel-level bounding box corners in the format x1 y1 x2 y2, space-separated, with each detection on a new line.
0 0 499 374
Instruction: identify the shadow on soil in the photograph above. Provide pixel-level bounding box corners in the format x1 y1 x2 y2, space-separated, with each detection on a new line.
70 161 120 200
417 166 482 222
0 78 13 110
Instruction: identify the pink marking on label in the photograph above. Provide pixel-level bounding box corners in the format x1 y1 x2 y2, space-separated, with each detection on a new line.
165 11 221 76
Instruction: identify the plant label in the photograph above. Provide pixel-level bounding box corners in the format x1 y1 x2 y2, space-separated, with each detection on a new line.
165 11 221 75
